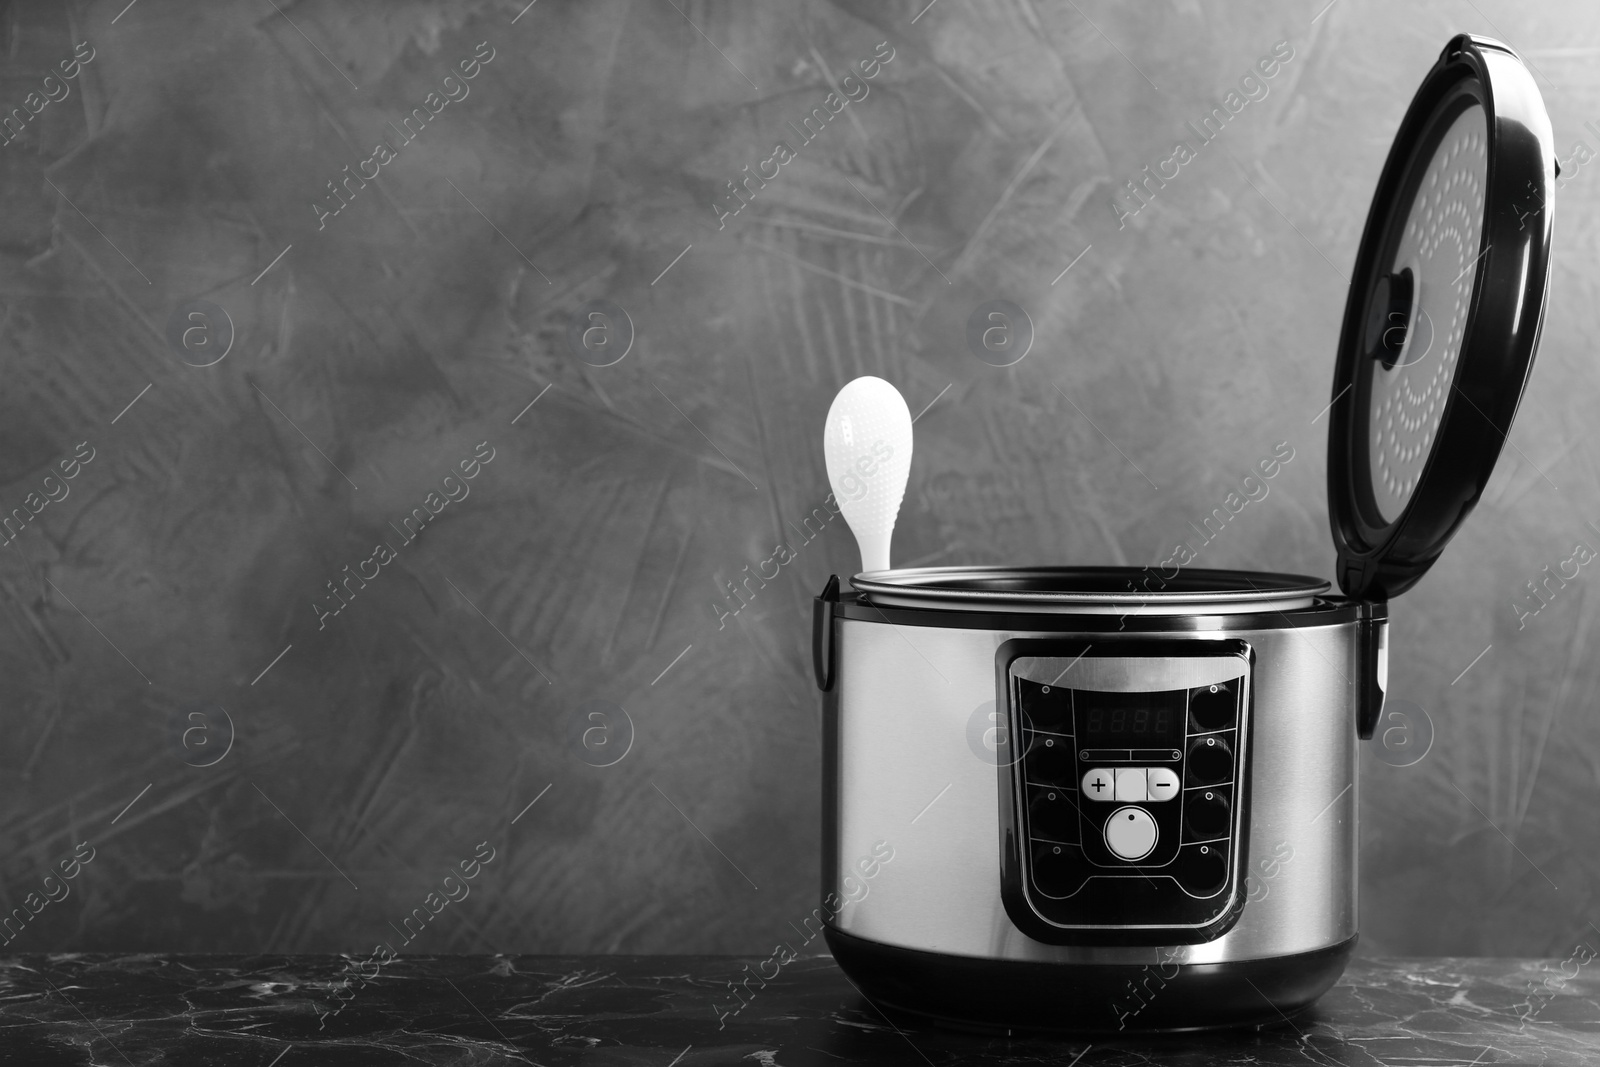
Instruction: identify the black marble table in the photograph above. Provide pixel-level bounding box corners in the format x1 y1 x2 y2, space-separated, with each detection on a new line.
0 954 1596 1065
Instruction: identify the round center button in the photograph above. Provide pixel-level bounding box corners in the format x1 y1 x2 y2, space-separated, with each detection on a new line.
1104 805 1158 861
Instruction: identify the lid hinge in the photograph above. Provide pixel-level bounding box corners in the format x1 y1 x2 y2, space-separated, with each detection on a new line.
1356 600 1389 740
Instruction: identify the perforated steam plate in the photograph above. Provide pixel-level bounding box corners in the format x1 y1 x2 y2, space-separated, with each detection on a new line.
1369 106 1486 521
1326 35 1554 601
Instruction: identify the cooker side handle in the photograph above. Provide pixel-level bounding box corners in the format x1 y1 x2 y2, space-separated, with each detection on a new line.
813 574 841 691
1356 600 1389 740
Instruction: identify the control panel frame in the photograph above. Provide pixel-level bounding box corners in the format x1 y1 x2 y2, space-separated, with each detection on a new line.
994 637 1255 947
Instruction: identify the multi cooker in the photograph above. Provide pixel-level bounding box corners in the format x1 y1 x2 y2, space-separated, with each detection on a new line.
812 34 1554 1032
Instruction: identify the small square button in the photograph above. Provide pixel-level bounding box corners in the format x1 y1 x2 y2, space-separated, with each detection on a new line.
1020 681 1072 735
1026 733 1076 785
1114 767 1147 802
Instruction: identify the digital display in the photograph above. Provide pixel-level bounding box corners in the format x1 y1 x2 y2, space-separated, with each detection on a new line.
1075 689 1185 748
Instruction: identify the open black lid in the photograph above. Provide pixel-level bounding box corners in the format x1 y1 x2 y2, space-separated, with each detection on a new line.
1327 34 1554 601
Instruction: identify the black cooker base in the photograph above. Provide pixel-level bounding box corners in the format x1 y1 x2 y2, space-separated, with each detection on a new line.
823 926 1358 1035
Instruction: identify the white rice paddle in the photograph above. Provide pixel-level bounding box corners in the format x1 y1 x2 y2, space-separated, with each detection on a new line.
823 376 914 574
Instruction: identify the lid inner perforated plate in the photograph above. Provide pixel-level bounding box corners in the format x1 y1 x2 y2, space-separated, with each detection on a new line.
1367 104 1487 523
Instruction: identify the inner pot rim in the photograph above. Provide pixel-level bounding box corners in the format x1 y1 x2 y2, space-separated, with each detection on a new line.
850 566 1332 615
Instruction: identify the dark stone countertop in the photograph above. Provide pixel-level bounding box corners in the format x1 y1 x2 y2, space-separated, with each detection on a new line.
0 954 1596 1065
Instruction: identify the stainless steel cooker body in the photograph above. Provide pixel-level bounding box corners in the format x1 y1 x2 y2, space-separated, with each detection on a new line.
812 567 1386 1032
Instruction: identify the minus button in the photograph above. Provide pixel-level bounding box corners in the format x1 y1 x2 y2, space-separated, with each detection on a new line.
1146 767 1180 802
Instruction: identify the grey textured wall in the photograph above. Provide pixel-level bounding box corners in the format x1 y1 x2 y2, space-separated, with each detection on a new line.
1 0 1597 958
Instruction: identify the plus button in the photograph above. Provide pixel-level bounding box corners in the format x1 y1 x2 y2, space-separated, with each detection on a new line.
1082 768 1117 801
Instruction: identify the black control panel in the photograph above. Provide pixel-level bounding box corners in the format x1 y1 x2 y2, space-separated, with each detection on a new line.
995 639 1251 946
